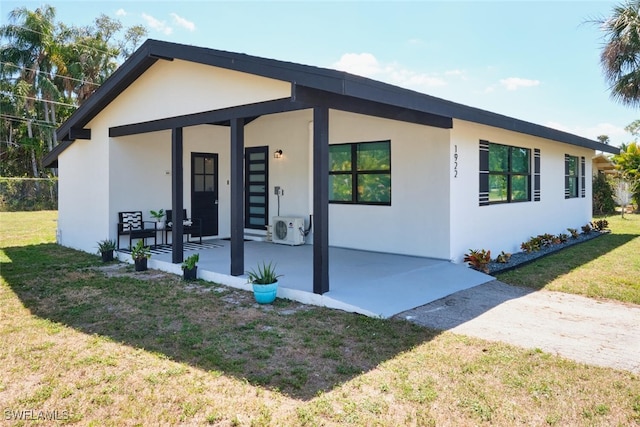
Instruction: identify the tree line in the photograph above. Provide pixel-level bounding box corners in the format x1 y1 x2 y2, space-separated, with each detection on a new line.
0 4 146 178
0 1 638 206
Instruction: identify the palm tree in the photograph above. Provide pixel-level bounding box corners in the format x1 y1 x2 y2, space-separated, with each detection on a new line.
600 0 640 108
0 5 60 176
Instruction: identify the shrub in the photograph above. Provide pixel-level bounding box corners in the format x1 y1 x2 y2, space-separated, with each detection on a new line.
463 249 491 273
591 219 609 231
581 224 592 234
567 228 579 239
0 177 58 211
539 233 556 247
592 173 616 215
556 233 569 243
521 237 541 253
495 251 511 263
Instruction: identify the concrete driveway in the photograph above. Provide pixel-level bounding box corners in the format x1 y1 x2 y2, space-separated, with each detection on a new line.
397 280 640 373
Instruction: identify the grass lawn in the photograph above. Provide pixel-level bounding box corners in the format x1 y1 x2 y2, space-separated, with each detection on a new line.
497 213 640 305
1 211 639 426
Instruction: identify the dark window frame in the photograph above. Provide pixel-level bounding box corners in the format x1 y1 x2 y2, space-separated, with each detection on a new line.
487 142 532 204
329 140 391 206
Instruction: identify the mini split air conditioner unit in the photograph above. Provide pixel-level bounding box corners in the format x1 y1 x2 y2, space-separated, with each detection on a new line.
272 216 305 246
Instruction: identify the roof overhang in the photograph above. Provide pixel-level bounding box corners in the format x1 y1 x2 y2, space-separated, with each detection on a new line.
44 38 619 167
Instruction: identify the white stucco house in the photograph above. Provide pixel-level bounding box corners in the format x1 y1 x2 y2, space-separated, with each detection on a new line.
44 39 617 295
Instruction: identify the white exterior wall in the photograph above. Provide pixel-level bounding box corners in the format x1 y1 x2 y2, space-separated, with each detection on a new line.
326 111 451 258
104 59 291 126
449 119 594 262
58 60 290 253
245 110 314 229
57 137 109 252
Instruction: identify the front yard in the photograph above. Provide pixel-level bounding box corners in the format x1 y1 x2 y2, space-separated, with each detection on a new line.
0 211 638 425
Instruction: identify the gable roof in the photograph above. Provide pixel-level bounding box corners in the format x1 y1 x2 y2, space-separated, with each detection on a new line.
44 39 618 167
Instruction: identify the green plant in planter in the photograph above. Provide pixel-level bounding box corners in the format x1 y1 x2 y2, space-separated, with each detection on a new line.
247 261 282 284
150 209 166 229
150 209 165 221
131 240 151 271
247 261 282 304
181 253 199 270
181 253 199 281
463 249 491 273
96 239 116 262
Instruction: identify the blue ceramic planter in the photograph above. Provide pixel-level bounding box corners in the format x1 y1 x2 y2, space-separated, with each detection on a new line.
252 282 278 304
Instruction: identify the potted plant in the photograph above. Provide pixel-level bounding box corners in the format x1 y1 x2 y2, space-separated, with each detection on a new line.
150 209 165 229
181 253 199 281
247 261 282 304
131 239 151 271
97 239 116 262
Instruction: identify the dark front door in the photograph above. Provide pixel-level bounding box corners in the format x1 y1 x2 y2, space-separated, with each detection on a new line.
191 152 218 236
245 146 269 229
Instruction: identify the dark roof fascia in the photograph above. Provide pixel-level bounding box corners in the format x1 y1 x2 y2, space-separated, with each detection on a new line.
137 40 620 155
46 39 617 168
292 84 452 129
109 98 307 137
57 44 159 140
44 44 159 167
337 75 619 154
146 39 349 94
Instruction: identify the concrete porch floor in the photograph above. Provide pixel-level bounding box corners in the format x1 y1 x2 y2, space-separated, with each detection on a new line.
119 239 493 318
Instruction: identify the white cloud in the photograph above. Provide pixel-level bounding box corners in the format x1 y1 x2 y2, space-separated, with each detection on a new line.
115 8 127 17
445 69 464 77
142 13 173 35
500 77 540 91
170 13 195 31
332 53 381 77
332 53 446 91
546 121 627 145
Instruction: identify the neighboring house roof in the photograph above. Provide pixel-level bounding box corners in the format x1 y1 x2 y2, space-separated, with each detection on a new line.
593 153 618 174
44 39 618 167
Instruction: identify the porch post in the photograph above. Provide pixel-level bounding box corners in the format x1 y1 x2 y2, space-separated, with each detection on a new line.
313 107 330 294
171 127 184 263
230 118 245 276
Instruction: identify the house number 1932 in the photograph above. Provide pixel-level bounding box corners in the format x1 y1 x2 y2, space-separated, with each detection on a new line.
453 145 458 178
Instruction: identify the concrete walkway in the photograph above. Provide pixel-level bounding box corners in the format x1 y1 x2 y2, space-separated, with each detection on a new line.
398 280 640 373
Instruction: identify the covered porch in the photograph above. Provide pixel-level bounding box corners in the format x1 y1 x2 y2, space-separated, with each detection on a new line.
117 240 492 318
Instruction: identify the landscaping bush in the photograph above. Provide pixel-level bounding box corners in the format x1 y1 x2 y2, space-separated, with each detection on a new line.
592 173 616 215
463 249 491 273
0 177 58 211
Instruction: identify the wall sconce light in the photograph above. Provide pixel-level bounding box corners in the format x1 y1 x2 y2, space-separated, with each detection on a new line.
274 149 283 159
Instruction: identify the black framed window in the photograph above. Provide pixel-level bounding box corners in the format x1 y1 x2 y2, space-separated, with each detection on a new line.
483 142 531 204
329 140 391 205
565 154 579 198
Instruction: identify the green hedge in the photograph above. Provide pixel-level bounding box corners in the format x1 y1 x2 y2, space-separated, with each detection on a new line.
0 177 58 211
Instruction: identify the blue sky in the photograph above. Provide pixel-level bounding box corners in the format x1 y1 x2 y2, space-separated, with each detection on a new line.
3 1 638 147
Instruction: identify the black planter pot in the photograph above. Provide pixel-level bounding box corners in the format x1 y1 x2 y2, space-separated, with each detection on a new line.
134 257 148 271
101 250 114 262
183 266 197 281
